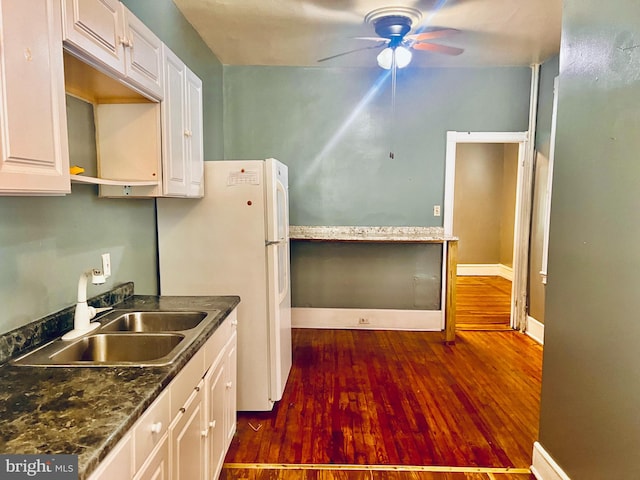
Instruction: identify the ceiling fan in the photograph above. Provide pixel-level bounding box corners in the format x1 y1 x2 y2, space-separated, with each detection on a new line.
318 7 464 69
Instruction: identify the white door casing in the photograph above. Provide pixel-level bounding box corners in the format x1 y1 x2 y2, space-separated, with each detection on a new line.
444 131 531 331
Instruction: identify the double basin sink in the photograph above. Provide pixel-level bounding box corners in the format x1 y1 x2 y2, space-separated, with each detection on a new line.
11 309 220 367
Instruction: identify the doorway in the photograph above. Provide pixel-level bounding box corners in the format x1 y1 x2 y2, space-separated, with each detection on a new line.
444 131 532 331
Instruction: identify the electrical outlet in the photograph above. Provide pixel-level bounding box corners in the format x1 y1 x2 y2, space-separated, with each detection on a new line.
101 253 111 278
433 205 441 217
358 317 370 325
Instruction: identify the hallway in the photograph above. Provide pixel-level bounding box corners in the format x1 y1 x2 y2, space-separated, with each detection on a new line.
456 276 512 331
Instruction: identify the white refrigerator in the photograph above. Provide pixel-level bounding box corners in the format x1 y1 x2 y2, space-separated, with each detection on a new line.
156 159 292 411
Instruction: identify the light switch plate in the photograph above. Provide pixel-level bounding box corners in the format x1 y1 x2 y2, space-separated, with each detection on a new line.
433 205 441 217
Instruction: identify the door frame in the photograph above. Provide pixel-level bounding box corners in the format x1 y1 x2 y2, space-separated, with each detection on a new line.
444 131 532 331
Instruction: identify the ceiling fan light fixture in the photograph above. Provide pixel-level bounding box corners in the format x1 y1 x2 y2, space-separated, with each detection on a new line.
395 46 412 68
377 47 393 69
377 46 412 69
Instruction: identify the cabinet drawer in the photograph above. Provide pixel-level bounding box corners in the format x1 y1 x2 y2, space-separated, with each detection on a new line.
204 321 229 370
133 389 170 472
204 310 237 369
170 347 204 420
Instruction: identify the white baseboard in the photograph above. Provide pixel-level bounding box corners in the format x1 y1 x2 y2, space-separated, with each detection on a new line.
291 307 443 331
531 441 571 480
526 315 545 345
498 264 514 281
457 263 513 280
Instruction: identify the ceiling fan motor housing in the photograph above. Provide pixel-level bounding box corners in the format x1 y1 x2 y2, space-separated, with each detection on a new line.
373 15 412 45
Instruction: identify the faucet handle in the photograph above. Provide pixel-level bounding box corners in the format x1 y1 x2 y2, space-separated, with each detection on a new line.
87 306 113 319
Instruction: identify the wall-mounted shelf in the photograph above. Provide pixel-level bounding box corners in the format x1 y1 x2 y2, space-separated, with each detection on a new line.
70 175 159 187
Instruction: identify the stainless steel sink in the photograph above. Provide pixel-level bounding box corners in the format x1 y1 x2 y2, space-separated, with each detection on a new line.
49 334 184 363
99 311 209 332
11 309 220 367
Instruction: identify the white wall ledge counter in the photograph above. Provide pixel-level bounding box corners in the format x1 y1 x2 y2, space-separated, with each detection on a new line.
289 226 458 243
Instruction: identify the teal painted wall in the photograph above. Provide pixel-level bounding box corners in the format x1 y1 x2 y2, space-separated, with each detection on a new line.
538 1 640 478
223 65 531 309
121 0 223 160
0 2 221 336
224 66 531 227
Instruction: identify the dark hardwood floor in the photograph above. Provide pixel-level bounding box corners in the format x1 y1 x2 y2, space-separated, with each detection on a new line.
222 319 542 480
222 465 534 479
456 276 512 331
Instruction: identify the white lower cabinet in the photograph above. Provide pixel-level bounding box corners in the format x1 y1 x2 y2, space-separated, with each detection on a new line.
134 435 169 480
205 330 237 480
170 380 206 480
87 308 238 480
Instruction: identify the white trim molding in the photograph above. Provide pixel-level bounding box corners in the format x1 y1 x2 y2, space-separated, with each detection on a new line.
526 315 545 345
531 442 571 480
444 130 532 332
457 264 513 280
292 307 443 331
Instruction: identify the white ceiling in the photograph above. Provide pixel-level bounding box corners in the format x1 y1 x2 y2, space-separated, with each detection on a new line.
171 0 562 68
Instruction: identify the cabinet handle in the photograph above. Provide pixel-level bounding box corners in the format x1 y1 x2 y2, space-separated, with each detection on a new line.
184 129 192 137
179 407 186 414
150 422 162 434
231 319 238 326
201 429 208 438
195 385 200 392
226 381 233 389
118 36 134 48
209 420 216 430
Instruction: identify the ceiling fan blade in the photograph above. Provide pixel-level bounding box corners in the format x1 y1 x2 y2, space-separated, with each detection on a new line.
406 28 461 41
412 42 464 56
317 43 386 63
352 37 391 43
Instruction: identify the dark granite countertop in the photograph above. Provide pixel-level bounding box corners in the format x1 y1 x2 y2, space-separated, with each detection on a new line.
0 292 240 480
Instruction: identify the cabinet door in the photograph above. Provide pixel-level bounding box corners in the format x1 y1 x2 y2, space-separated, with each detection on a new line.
134 434 169 480
170 383 206 480
205 359 226 480
121 5 163 99
161 46 187 197
86 433 133 480
185 69 204 198
0 0 70 195
224 331 238 446
61 0 125 75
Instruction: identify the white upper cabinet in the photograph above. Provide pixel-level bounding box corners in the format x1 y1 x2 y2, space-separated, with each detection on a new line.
162 47 188 196
61 0 124 75
62 0 163 100
0 0 70 195
186 69 204 197
121 6 163 99
161 46 204 198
